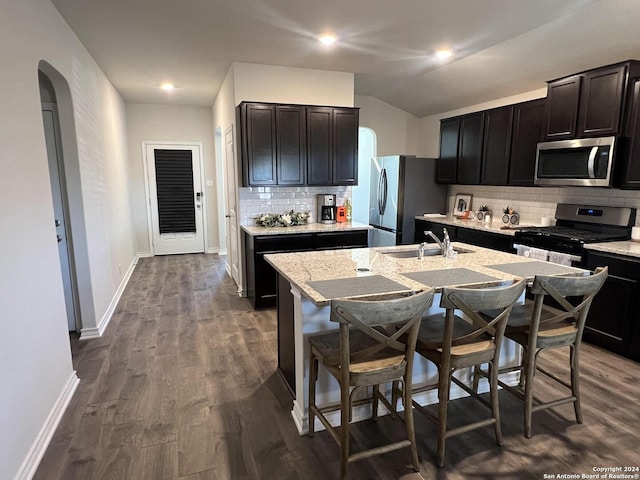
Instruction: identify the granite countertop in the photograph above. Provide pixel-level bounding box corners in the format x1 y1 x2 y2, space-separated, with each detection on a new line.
585 240 640 259
241 221 371 236
415 214 541 236
265 242 586 306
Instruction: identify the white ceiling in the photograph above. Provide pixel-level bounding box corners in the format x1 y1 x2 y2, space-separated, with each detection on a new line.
49 0 640 117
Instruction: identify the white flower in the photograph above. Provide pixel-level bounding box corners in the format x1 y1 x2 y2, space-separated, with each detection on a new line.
282 214 292 226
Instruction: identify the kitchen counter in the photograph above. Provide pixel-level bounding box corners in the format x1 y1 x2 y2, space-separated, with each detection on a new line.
585 240 640 259
266 243 587 435
241 221 370 236
266 242 582 306
415 214 540 236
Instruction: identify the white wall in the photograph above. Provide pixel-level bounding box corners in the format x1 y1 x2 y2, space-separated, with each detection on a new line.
126 103 219 253
233 62 354 107
0 1 135 478
355 94 421 156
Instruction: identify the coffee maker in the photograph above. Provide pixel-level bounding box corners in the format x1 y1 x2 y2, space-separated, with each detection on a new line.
317 194 337 224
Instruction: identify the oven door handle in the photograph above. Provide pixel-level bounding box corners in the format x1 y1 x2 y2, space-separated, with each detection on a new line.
512 244 582 263
587 146 598 178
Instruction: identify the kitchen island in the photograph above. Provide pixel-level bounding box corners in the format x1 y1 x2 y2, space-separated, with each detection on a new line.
265 243 588 434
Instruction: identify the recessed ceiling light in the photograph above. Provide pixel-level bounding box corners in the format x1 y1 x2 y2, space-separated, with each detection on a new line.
319 34 337 46
161 83 174 91
436 49 453 60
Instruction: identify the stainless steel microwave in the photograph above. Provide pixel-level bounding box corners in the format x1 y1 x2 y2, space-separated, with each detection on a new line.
534 136 616 187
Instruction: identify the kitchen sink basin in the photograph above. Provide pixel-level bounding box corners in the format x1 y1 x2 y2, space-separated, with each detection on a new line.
381 247 473 258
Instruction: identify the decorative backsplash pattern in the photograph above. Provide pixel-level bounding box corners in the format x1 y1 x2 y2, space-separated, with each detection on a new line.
239 186 351 225
449 185 640 226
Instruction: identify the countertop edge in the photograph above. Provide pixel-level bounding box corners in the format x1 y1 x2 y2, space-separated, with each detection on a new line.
584 240 640 259
241 221 372 236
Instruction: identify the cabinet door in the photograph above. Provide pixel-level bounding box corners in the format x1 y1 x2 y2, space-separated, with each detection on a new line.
306 107 333 185
436 118 459 184
584 251 639 358
481 106 513 185
457 112 484 185
617 78 640 188
276 105 305 185
577 65 626 137
333 108 359 185
241 103 277 186
508 99 545 186
455 227 514 253
543 75 581 140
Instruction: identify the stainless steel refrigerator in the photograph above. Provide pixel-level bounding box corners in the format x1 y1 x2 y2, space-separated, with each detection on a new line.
369 156 447 246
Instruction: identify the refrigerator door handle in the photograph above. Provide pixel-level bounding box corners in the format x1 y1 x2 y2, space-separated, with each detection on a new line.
377 169 384 215
381 168 388 215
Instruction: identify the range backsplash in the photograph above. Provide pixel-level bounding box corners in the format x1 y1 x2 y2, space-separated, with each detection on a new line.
449 185 640 226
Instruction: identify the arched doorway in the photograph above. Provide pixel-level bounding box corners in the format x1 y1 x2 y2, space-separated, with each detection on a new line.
38 61 94 334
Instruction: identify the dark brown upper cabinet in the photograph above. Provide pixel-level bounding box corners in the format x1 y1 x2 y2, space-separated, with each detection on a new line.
577 65 626 137
436 113 484 185
275 105 306 186
481 106 513 185
543 62 640 141
456 112 485 185
238 102 358 187
437 99 544 187
239 102 278 186
436 117 459 184
508 99 545 186
542 74 581 140
307 107 359 186
616 78 640 188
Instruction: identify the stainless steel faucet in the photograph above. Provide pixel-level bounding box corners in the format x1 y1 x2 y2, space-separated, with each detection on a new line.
424 228 451 256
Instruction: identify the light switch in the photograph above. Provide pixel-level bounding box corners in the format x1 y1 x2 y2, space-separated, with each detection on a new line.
206 180 214 188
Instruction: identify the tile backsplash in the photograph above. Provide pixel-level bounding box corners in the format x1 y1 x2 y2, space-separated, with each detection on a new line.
239 186 351 225
449 185 640 225
238 183 640 227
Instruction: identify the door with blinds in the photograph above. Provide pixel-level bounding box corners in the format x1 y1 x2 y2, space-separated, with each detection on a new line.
145 143 205 255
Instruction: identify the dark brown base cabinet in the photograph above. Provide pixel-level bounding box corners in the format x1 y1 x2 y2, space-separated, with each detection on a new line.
583 250 640 361
244 230 368 310
415 219 514 253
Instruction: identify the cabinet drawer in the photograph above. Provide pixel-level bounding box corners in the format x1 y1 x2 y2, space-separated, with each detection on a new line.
315 230 368 249
254 234 314 253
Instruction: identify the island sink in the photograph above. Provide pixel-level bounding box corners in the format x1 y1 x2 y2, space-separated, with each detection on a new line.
381 247 474 258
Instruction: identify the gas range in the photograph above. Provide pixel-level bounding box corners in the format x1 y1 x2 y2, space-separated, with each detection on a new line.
514 204 636 260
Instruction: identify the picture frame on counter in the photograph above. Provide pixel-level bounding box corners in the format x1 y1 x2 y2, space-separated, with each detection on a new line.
453 193 472 217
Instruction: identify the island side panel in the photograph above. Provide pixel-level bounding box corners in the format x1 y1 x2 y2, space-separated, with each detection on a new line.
277 272 296 394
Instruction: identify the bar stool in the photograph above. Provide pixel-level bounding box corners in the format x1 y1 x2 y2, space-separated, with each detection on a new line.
307 289 434 480
479 267 607 438
409 278 526 467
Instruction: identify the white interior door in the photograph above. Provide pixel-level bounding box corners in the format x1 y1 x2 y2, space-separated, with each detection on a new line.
224 127 241 288
42 104 78 331
145 143 205 255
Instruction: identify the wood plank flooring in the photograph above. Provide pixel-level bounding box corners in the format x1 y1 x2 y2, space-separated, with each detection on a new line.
34 254 640 479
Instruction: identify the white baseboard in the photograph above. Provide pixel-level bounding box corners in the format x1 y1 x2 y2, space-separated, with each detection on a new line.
79 253 141 340
13 371 80 480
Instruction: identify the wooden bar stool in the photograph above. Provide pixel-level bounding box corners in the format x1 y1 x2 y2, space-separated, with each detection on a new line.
408 278 525 467
478 266 608 438
307 289 434 480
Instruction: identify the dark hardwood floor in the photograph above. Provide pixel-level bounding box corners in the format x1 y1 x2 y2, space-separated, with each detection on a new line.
35 254 640 479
